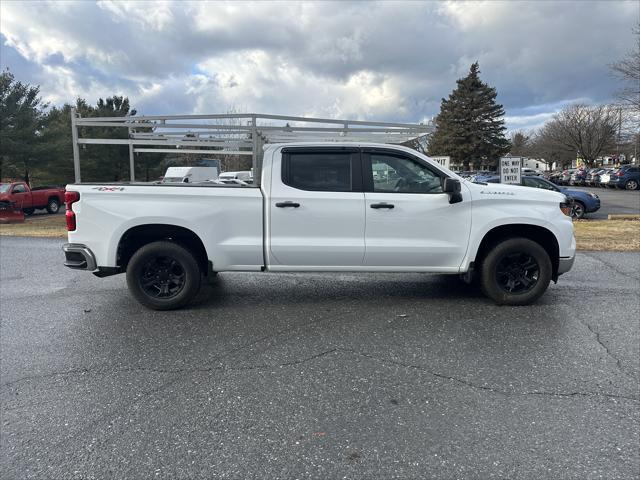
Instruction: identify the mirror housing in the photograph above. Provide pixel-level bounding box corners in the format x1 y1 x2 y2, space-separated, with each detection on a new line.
443 178 463 204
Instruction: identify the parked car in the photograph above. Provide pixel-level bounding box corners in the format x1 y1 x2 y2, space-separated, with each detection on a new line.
471 171 498 183
586 169 605 186
478 175 600 219
599 169 617 188
217 171 253 183
559 169 576 186
607 164 640 190
0 182 65 215
548 171 563 184
62 144 575 309
161 166 219 184
570 168 589 186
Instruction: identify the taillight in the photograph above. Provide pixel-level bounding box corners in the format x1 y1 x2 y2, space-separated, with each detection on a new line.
616 171 624 177
560 202 572 217
65 191 80 231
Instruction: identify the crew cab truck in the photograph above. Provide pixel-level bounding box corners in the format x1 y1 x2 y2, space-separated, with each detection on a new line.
62 143 576 310
0 182 65 215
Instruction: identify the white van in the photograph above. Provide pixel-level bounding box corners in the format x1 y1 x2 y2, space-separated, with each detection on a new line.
162 167 218 184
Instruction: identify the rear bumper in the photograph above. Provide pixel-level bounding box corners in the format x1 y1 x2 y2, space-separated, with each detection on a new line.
558 255 575 275
62 243 97 271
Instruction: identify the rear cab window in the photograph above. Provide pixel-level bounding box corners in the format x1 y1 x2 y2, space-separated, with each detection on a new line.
281 149 361 192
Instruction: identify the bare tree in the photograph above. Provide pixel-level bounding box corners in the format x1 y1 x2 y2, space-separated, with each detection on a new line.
508 131 530 156
541 104 618 167
610 24 640 111
527 125 575 170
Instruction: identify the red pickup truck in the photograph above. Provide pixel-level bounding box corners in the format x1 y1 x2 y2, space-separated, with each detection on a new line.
0 182 65 214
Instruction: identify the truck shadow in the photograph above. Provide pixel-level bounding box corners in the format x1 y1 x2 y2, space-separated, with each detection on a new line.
188 272 487 311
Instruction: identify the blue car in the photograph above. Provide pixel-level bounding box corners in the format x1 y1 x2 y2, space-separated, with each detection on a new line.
477 175 600 219
607 164 640 190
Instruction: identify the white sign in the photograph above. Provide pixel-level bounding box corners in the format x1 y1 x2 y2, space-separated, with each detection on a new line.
500 157 522 184
430 156 451 170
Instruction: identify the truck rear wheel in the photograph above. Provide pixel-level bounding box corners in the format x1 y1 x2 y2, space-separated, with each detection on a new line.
479 238 552 306
126 241 201 310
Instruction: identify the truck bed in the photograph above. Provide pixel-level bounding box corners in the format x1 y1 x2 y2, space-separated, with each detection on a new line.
66 183 264 271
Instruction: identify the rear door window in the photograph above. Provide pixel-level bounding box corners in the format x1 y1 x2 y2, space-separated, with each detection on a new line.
282 151 357 192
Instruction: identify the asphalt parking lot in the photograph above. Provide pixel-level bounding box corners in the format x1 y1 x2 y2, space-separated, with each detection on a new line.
568 186 640 219
1 237 639 479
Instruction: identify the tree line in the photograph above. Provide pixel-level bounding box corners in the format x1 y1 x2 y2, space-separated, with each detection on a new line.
0 70 168 185
426 60 637 170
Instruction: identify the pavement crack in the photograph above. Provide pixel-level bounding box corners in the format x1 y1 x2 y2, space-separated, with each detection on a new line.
1 367 92 389
338 348 640 402
223 348 339 371
581 252 640 282
1 349 340 389
578 319 637 381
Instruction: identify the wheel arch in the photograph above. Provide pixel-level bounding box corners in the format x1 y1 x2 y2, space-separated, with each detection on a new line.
472 224 560 281
117 224 209 273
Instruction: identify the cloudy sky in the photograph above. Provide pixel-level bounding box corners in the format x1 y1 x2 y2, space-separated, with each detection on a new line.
1 0 637 131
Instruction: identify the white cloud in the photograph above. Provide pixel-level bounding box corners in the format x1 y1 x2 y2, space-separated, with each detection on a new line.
0 0 637 129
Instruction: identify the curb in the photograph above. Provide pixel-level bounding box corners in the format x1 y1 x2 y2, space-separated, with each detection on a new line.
607 214 640 220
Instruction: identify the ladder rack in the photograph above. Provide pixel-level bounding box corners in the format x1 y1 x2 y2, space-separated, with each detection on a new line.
70 110 433 183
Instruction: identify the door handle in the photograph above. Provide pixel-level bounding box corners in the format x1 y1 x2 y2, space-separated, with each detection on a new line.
275 201 300 208
370 202 394 209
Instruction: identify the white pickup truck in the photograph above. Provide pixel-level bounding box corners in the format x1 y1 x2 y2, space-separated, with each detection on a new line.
62 143 575 310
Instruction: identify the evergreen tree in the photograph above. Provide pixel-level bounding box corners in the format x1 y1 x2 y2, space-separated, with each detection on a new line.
0 69 47 184
428 62 510 169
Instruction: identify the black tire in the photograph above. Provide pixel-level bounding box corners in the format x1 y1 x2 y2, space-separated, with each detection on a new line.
126 241 202 310
625 179 639 191
479 238 552 306
46 198 60 214
571 201 585 219
23 208 35 215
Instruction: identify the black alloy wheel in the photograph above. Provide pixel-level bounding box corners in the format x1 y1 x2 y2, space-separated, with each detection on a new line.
494 252 540 294
139 256 186 299
126 241 202 310
480 237 552 305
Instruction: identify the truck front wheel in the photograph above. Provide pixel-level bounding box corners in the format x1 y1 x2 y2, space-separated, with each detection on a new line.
126 241 202 310
479 238 552 306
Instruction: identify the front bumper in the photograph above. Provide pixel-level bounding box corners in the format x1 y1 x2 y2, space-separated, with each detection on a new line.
558 255 575 275
62 243 97 271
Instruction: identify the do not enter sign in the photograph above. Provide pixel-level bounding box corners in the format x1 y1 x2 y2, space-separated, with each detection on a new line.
500 157 522 184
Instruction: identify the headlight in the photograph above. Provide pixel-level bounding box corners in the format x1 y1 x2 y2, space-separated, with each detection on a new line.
588 193 599 198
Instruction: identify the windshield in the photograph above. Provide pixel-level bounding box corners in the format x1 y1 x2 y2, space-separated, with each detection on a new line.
0 184 10 193
162 177 184 183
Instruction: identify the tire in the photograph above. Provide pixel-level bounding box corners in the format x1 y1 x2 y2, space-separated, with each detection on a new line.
46 198 60 214
23 208 35 215
571 201 585 219
625 179 639 191
479 238 552 306
126 241 202 310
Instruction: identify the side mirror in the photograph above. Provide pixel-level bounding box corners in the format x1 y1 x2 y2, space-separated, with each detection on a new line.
443 178 463 204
